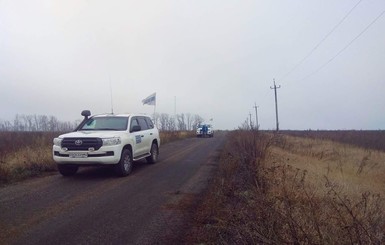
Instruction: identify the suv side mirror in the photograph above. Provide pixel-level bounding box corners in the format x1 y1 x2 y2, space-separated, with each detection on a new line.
131 125 141 132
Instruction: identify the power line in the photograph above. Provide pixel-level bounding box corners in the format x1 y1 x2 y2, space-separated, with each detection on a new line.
299 9 385 81
279 0 363 82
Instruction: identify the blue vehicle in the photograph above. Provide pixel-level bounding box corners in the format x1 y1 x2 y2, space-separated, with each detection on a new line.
196 123 214 138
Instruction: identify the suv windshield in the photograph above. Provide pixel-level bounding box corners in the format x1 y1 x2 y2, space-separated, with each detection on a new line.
198 124 211 128
80 116 128 131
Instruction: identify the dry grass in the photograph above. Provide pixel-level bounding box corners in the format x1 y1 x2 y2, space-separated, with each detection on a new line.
272 135 385 197
0 132 59 184
282 130 385 152
185 131 385 244
159 130 195 145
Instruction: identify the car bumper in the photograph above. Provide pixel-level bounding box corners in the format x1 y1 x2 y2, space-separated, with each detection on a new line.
53 145 121 165
196 131 213 136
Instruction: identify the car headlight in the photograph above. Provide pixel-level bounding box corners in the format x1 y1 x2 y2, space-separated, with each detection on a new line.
53 138 62 146
102 137 121 146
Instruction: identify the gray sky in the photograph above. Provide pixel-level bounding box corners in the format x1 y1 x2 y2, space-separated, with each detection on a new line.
1 0 384 130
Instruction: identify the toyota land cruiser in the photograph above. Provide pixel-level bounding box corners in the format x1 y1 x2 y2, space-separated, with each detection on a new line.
53 110 160 177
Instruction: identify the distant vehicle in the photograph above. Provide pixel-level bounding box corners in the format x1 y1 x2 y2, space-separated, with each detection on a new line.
196 123 214 138
53 110 160 177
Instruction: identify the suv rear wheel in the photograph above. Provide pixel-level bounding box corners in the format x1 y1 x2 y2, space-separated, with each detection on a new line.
114 149 133 177
146 143 158 164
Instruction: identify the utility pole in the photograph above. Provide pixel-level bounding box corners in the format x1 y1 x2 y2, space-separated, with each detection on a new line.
270 79 281 131
253 103 259 129
249 112 253 129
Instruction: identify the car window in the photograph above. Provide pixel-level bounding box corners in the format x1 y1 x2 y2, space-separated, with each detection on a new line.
130 117 140 131
138 117 149 130
145 117 154 129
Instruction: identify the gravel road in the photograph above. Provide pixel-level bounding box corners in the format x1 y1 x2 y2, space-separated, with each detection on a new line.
0 132 227 245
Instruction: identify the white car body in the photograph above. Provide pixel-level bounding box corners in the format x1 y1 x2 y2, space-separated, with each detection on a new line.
53 112 160 176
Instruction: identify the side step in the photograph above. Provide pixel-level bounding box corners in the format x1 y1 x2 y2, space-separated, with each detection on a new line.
133 153 151 161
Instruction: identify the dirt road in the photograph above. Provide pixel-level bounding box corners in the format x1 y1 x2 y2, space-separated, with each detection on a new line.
0 132 227 245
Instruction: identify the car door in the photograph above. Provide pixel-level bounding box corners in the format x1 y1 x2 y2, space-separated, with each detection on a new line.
137 117 152 154
129 117 146 157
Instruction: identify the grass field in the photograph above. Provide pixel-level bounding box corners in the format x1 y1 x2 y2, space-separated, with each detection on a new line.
281 130 385 152
186 130 385 244
0 131 194 184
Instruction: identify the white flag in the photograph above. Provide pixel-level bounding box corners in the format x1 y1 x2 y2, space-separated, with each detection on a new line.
142 92 156 106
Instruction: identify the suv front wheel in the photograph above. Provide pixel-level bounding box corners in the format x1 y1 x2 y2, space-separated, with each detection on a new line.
58 165 79 176
114 149 133 177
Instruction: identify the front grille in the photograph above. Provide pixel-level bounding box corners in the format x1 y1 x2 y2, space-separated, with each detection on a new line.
61 137 103 151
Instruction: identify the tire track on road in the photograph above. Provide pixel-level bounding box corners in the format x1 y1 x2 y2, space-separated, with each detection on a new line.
1 172 145 244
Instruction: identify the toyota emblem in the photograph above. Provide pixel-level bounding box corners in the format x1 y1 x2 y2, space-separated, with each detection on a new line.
75 140 83 146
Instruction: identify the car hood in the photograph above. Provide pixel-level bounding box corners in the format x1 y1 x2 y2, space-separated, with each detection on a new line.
58 131 123 139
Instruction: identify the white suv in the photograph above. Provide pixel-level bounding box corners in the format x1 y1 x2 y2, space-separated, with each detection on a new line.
196 123 214 137
53 110 160 177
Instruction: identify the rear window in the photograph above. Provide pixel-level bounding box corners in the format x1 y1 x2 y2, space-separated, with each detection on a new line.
145 117 154 129
138 117 149 130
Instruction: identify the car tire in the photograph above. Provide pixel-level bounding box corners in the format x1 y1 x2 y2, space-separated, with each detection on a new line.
114 149 133 177
58 164 78 176
146 143 159 164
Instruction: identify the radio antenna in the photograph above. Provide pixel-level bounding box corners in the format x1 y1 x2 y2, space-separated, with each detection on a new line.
108 74 114 114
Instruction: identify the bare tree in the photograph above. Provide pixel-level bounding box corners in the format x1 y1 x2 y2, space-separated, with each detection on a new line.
186 113 193 131
0 120 12 131
48 116 58 131
153 113 160 129
158 113 169 131
177 113 186 131
168 116 177 131
13 114 23 131
0 114 78 132
193 114 204 129
1 112 203 132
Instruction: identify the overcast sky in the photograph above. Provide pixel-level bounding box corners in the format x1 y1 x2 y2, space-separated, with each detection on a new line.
1 0 384 130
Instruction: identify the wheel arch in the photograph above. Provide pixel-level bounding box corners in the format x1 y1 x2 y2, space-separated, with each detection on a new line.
151 139 159 146
122 144 133 155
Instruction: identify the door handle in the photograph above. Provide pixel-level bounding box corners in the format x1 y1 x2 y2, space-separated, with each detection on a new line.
141 135 144 137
